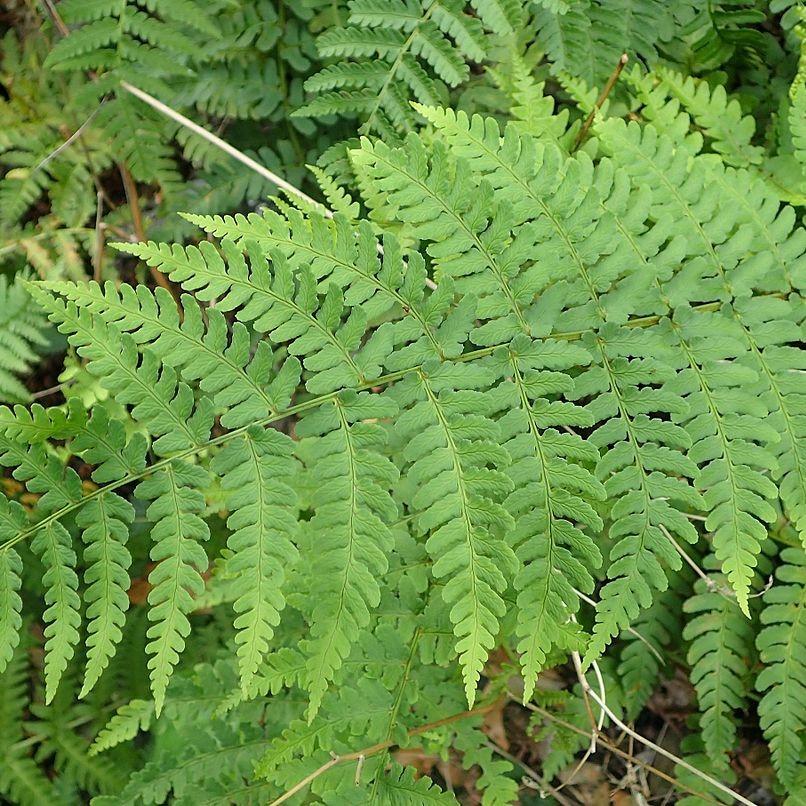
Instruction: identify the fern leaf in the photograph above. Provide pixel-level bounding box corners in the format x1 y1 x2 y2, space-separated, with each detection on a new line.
136 461 210 714
42 280 297 428
684 573 755 768
656 68 764 167
618 583 685 719
29 288 214 452
368 763 457 803
352 135 534 341
179 212 454 364
0 275 50 403
297 392 398 717
490 335 604 698
112 239 381 395
0 498 26 673
211 428 299 693
579 324 702 661
757 547 806 793
90 699 155 756
0 643 56 805
32 522 81 704
667 307 779 613
0 436 84 701
300 0 502 134
393 361 516 705
77 494 133 698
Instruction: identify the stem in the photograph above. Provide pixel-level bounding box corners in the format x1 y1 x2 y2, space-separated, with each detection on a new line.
514 692 725 805
573 53 629 151
270 699 502 805
118 163 174 296
576 661 756 806
120 82 327 214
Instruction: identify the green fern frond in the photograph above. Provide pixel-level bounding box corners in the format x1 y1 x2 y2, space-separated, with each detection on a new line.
136 461 210 714
392 361 516 705
655 68 764 168
42 279 298 428
368 763 457 803
89 699 155 756
298 0 505 135
297 392 398 717
756 547 806 795
0 641 56 805
0 499 25 673
489 334 604 698
684 567 755 769
0 276 50 403
211 428 299 693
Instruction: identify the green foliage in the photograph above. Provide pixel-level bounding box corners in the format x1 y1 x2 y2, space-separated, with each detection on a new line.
0 275 51 403
1 1 805 803
298 0 522 137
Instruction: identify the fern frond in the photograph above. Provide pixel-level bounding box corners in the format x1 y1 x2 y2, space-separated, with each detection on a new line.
211 428 299 693
112 239 384 395
256 677 393 781
42 280 298 428
29 288 215 452
0 275 50 403
756 547 806 794
655 68 764 168
299 0 499 135
0 498 25 673
371 763 457 803
667 307 779 613
618 582 685 719
297 392 398 718
684 570 755 769
579 324 702 662
89 699 155 756
0 436 84 701
179 212 454 364
77 494 134 698
0 642 56 805
32 522 82 704
490 335 604 698
393 361 515 705
136 461 210 714
352 134 535 342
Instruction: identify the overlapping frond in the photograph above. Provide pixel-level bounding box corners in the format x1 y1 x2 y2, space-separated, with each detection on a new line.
0 275 50 403
489 335 604 697
684 567 755 768
296 392 399 717
757 548 806 795
297 0 517 137
392 361 515 704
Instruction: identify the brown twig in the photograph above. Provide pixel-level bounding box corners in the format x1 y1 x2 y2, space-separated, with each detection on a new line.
40 0 69 36
270 699 503 805
572 53 629 151
92 191 105 282
513 692 726 805
118 163 175 295
572 662 757 806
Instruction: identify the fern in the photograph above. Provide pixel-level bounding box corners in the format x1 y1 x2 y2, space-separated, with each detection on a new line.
1 4 805 802
757 547 806 795
684 564 756 769
0 276 51 403
297 0 521 137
